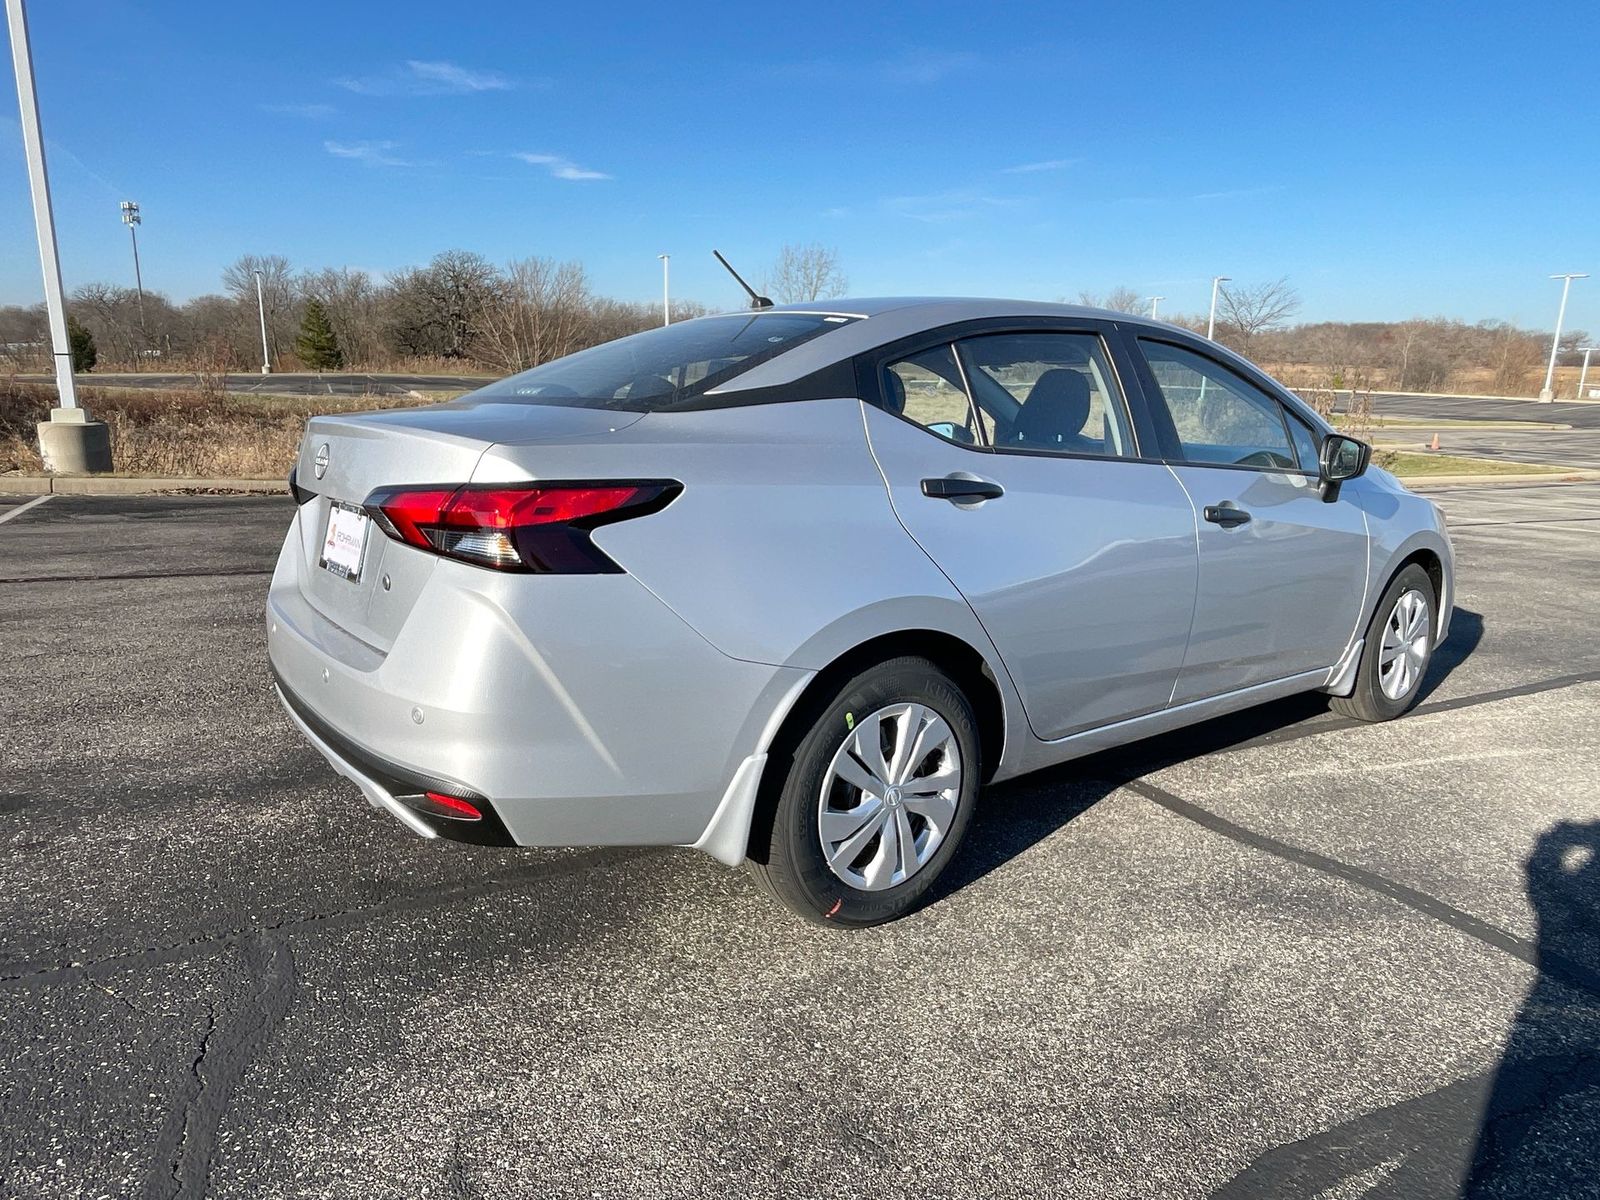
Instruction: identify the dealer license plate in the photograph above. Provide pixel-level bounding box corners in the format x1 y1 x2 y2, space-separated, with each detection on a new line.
320 501 370 583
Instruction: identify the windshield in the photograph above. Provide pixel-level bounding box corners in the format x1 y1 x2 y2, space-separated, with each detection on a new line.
473 312 857 411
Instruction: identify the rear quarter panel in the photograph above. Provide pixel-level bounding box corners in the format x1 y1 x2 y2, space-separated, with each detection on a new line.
471 397 1031 774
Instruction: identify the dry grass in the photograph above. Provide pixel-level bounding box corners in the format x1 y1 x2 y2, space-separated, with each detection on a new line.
1 377 427 477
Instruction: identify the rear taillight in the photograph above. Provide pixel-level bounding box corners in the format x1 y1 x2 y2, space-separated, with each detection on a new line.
362 480 679 573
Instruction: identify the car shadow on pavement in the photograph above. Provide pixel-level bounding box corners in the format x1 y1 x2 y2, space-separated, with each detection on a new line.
1205 819 1600 1199
934 607 1486 904
1418 606 1485 704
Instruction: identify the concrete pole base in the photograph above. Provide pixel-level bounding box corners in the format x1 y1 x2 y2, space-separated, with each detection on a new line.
38 408 113 473
1538 388 1555 403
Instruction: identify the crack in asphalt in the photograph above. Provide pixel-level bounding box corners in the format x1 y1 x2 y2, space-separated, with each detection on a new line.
142 935 297 1200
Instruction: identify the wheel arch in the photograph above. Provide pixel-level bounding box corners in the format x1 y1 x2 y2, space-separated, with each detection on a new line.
1374 533 1452 640
743 627 1009 864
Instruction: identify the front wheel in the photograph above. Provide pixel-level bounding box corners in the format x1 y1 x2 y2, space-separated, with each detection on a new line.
748 657 981 927
1332 563 1437 722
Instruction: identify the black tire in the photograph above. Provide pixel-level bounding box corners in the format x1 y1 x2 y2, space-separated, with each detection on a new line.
1331 563 1437 722
748 656 981 927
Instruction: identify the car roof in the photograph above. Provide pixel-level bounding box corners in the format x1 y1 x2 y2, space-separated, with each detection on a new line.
711 297 1192 394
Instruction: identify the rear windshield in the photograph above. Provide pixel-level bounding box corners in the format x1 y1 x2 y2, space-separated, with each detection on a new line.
473 312 857 411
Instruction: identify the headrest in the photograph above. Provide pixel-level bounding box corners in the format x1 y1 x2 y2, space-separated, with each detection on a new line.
1013 369 1091 444
882 371 906 416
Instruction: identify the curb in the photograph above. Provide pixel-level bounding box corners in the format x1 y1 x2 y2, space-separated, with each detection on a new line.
0 475 285 496
1404 471 1600 490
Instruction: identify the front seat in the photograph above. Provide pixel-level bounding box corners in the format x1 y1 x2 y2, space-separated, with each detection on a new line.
1008 369 1099 453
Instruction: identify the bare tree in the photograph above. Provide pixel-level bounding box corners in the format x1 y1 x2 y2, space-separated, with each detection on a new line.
1075 286 1144 314
474 258 592 373
223 254 298 363
764 243 847 303
1214 278 1301 355
383 250 501 361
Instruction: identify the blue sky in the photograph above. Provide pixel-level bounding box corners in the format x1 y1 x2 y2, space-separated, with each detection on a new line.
1 0 1595 330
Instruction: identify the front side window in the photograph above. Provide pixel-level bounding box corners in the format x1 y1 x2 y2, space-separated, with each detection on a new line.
954 332 1132 458
883 346 980 444
1286 411 1322 472
1138 340 1296 469
474 312 855 411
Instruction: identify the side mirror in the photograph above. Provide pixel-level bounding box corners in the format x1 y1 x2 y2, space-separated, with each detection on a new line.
1318 433 1370 500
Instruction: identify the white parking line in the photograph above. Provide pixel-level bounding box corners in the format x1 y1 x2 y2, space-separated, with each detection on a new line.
0 494 54 526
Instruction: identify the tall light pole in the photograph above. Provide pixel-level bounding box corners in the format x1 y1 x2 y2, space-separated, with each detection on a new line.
1540 272 1588 401
254 269 271 374
658 253 670 326
1206 276 1231 340
120 200 145 336
1576 346 1599 401
6 0 111 471
1146 296 1164 318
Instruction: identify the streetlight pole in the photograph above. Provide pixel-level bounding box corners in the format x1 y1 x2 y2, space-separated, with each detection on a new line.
1147 296 1164 318
6 0 111 471
120 200 145 337
1206 276 1231 340
254 269 271 374
658 254 670 326
1540 273 1588 402
1576 346 1598 401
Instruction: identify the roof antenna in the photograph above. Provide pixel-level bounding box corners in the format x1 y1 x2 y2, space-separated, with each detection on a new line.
712 250 773 310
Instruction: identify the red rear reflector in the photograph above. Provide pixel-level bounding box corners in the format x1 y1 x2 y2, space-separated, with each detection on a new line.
363 481 679 573
422 791 483 821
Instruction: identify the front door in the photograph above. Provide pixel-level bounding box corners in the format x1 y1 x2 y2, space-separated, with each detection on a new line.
1129 337 1371 703
862 326 1200 741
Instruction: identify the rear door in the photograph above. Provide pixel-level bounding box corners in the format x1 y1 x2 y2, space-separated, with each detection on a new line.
1125 336 1370 702
862 321 1200 741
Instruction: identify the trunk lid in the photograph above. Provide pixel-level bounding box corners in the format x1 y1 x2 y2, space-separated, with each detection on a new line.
291 400 646 652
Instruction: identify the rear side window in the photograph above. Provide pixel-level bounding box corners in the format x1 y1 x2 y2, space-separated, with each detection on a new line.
474 313 855 411
884 346 981 445
1138 340 1296 469
955 332 1133 458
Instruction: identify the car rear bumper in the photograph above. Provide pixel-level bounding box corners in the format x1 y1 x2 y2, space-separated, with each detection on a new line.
266 516 808 851
276 674 517 845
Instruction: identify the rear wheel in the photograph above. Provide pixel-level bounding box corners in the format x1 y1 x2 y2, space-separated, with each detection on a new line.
1332 563 1437 722
749 657 980 927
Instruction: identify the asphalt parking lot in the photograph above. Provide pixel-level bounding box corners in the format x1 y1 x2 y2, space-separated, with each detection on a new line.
2 483 1598 1199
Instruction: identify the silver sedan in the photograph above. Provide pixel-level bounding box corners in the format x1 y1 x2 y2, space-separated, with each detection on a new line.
268 299 1453 926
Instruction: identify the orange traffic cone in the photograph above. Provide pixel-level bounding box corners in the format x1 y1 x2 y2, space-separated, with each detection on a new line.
1429 433 1441 451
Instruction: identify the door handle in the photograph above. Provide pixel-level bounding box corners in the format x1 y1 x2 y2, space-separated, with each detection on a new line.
1203 503 1252 528
922 476 1004 502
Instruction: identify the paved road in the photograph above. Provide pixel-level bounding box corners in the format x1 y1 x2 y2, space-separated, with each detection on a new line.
1339 393 1600 470
23 371 488 398
2 486 1598 1198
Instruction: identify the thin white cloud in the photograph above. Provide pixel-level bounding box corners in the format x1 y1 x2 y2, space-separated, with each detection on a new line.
1003 158 1076 174
337 59 514 96
879 49 980 85
261 102 337 119
768 47 978 87
883 188 1018 223
404 60 514 93
1190 184 1284 202
514 152 611 181
325 139 410 167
